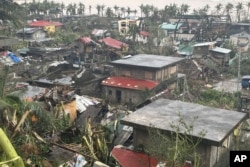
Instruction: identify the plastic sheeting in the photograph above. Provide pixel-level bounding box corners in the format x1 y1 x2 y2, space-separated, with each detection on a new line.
8 52 22 63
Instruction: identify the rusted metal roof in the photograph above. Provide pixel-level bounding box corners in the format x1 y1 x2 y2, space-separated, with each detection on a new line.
101 76 159 90
98 37 128 49
140 31 149 37
28 20 62 27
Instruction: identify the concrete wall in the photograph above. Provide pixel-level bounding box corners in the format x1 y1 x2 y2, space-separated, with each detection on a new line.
193 46 211 58
132 126 233 167
230 36 249 52
102 86 144 104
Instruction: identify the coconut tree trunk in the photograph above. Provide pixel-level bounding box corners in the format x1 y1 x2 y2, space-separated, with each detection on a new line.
0 128 25 167
12 110 31 138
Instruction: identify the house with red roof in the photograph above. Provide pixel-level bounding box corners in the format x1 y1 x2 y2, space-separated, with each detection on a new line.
28 20 63 34
101 54 184 105
75 36 100 63
126 30 150 44
98 37 129 52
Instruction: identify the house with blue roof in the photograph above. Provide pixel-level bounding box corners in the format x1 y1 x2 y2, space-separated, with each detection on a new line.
160 22 183 36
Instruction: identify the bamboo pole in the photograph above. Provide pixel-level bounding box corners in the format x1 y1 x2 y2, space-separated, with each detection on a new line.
0 128 25 167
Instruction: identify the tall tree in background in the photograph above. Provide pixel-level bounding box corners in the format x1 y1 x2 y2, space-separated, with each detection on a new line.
236 2 243 22
247 2 250 20
139 4 144 17
89 5 92 15
96 5 101 16
105 7 113 18
101 4 105 17
180 4 189 15
0 0 22 26
225 3 234 21
113 5 119 17
126 7 131 17
78 2 85 15
215 3 223 15
120 7 126 18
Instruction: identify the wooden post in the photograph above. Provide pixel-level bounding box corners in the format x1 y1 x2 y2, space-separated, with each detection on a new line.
0 128 25 167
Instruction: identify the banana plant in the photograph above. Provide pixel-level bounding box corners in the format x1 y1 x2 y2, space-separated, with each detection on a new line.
0 128 25 167
82 117 109 163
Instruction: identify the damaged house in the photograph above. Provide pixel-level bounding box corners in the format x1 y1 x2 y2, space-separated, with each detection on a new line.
75 36 99 64
98 37 129 60
120 98 248 167
16 28 47 42
101 54 184 105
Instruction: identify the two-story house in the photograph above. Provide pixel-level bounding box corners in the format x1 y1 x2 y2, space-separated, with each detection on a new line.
75 36 100 63
118 19 141 36
101 54 184 105
121 98 247 167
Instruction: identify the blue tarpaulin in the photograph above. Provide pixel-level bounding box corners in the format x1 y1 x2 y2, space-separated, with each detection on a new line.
8 52 22 63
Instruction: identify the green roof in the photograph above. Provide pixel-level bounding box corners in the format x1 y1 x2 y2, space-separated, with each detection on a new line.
177 43 194 56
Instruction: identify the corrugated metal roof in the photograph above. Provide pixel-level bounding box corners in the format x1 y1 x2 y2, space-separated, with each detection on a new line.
121 98 248 146
210 47 231 54
140 31 149 37
80 37 93 44
193 41 217 47
74 94 100 113
177 43 194 56
101 76 159 90
111 146 158 167
16 27 42 34
111 54 184 68
91 29 107 36
160 22 183 30
98 37 128 49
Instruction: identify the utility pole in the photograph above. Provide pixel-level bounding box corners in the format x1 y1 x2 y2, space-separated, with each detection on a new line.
237 36 249 92
237 35 249 111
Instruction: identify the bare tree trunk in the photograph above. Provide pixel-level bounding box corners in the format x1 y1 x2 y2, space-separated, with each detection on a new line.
12 110 31 138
